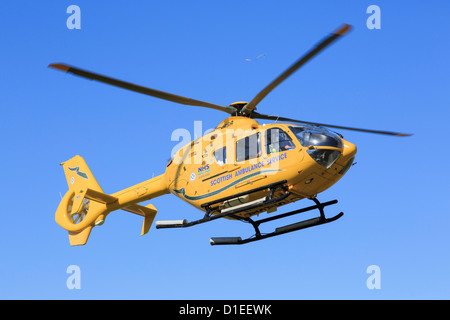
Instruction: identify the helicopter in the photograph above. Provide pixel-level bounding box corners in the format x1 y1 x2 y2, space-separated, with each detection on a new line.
51 24 410 246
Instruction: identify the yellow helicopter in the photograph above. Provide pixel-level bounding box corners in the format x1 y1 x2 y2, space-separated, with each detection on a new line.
50 24 410 246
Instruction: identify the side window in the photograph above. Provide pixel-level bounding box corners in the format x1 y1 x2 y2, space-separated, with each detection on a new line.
236 132 261 162
213 147 227 166
265 128 295 154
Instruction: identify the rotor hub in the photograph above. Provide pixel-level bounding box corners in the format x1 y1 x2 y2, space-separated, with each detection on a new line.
228 101 249 114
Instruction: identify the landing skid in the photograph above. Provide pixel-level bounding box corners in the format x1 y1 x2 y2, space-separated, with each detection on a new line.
156 180 343 245
210 198 343 245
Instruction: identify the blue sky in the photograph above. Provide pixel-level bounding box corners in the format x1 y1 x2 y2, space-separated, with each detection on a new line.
1 1 449 299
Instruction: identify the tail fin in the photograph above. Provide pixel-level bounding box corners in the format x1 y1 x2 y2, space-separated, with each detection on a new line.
55 155 163 246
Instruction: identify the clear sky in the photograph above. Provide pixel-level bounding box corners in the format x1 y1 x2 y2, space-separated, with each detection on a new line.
1 1 449 299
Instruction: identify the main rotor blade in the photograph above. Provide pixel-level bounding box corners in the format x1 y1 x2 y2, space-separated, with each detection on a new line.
251 112 412 137
48 63 237 114
243 24 352 114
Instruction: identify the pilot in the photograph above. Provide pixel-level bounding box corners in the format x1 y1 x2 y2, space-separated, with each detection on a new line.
278 131 295 151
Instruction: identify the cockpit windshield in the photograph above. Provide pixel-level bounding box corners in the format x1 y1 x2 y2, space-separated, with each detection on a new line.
289 126 343 148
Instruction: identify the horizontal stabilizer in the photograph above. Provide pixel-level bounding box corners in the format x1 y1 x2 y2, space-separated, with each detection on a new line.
123 204 158 235
85 189 118 204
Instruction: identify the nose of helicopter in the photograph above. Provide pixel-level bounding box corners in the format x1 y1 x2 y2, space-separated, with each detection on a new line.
293 139 357 197
336 139 357 175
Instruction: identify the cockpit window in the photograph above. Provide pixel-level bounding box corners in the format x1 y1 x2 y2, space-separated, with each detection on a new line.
213 147 227 165
265 128 295 154
289 126 343 148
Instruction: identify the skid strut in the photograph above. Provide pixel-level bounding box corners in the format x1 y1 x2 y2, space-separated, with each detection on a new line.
155 179 343 245
210 198 343 245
